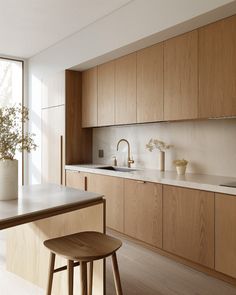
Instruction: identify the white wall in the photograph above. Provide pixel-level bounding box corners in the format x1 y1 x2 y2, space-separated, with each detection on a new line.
93 119 236 177
27 0 236 183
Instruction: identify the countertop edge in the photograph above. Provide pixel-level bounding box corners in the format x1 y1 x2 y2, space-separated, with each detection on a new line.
65 165 236 196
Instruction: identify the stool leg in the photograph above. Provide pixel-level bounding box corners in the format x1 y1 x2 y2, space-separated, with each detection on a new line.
68 260 74 295
88 261 93 295
80 261 88 295
47 252 55 295
111 253 123 295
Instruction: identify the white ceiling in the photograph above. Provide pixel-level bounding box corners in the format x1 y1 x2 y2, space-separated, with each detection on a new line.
0 0 131 59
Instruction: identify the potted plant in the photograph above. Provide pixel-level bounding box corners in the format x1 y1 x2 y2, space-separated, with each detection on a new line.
0 104 36 200
173 159 188 175
146 139 173 171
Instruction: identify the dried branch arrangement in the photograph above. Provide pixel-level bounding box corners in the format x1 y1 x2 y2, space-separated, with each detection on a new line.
0 104 37 160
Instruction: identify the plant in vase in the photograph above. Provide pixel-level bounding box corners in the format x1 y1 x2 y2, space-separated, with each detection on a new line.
173 159 188 175
0 104 37 200
146 139 173 171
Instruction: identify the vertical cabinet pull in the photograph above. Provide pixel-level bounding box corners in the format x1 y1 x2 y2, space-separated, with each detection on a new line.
60 135 63 185
84 176 88 191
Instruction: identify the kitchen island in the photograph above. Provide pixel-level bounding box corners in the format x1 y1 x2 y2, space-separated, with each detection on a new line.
3 184 105 295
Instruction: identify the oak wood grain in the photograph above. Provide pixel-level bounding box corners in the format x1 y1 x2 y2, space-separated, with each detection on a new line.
98 61 115 126
124 180 162 248
199 15 236 118
137 43 164 123
82 67 98 127
66 170 87 191
163 185 214 268
164 30 198 120
115 53 137 125
215 193 236 278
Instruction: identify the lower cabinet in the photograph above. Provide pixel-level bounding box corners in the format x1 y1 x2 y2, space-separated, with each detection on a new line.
66 170 87 190
124 179 162 248
215 193 236 278
163 185 214 268
86 173 124 232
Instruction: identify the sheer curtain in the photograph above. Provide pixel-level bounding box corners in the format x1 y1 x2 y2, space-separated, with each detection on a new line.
0 57 23 184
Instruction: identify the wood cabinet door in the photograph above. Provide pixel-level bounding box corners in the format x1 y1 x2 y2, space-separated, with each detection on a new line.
87 174 124 232
41 105 65 185
164 30 198 120
115 53 137 125
163 185 214 268
98 61 115 126
137 43 164 123
199 15 236 118
82 67 98 127
65 170 87 190
41 71 65 108
124 179 162 248
215 193 236 278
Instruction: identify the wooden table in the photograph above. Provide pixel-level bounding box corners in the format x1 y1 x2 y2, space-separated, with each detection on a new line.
2 184 105 295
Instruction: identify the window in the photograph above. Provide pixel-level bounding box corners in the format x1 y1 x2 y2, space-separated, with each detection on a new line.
0 57 24 184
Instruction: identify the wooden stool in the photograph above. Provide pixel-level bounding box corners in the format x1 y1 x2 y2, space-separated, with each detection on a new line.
44 231 123 295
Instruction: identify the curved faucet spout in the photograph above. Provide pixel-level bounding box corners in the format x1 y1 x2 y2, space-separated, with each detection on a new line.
116 139 134 168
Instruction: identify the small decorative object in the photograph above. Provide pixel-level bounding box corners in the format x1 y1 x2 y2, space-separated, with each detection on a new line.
146 139 173 171
173 159 188 175
0 104 37 200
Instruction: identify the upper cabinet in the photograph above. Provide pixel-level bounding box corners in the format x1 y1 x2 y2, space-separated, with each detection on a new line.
41 71 65 108
98 61 115 126
82 67 98 127
164 30 198 121
199 15 236 118
115 53 137 125
137 43 164 123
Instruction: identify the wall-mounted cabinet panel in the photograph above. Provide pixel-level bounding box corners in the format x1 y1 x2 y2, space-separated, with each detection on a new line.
215 193 236 278
98 61 115 126
137 43 164 123
115 53 137 125
163 185 214 268
199 15 236 118
164 30 198 120
82 67 98 127
124 179 162 248
41 71 65 108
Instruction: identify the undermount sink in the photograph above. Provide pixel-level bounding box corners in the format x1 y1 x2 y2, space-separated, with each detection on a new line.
96 166 137 172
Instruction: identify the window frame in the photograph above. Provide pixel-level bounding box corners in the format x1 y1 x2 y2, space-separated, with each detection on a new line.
0 56 25 185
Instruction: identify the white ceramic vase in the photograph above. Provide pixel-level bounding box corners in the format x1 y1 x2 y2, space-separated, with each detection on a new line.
0 159 18 200
176 165 187 175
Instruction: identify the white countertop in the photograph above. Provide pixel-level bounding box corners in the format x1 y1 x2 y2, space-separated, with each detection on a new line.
65 164 236 196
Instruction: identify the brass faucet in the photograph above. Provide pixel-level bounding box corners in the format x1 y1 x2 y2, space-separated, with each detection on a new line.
116 139 134 168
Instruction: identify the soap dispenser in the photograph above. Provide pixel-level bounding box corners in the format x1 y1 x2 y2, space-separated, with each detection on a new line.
112 156 117 166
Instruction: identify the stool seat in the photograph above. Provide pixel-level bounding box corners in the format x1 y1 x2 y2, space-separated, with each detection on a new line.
44 231 122 262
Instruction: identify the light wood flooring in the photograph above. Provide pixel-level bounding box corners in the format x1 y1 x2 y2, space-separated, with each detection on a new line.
0 230 236 294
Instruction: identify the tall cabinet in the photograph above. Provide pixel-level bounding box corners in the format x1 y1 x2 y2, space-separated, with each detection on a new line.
41 70 92 185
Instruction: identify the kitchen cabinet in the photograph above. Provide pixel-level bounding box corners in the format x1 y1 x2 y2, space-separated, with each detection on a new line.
82 67 98 127
41 105 65 185
66 170 87 190
41 71 65 108
163 185 214 268
199 15 236 118
164 30 198 120
98 61 115 126
87 173 124 232
124 179 162 248
115 53 137 125
215 193 236 278
41 70 92 185
137 43 164 123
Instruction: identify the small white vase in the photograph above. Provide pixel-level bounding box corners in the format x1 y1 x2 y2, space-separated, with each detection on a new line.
176 165 187 175
159 151 165 172
0 159 18 200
